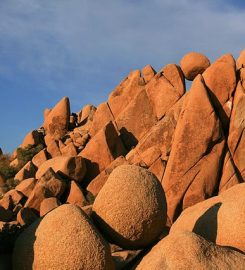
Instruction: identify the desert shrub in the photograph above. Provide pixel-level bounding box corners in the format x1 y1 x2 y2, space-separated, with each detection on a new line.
16 143 44 167
0 154 17 180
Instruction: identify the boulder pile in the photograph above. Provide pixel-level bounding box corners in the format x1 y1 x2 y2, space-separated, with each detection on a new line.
1 50 245 269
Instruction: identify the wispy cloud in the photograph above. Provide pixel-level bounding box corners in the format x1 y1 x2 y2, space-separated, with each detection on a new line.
0 0 245 151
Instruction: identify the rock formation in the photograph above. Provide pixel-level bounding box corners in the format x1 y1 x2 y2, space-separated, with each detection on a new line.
0 50 245 269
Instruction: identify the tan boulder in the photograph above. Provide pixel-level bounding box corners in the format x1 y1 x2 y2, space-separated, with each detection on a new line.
218 148 241 194
228 82 245 179
17 207 38 226
89 102 115 137
25 168 66 212
108 70 144 118
148 157 166 183
36 156 86 183
46 138 62 158
32 149 48 168
87 156 129 197
3 189 24 206
60 142 77 156
162 75 225 224
43 97 70 140
12 204 115 270
171 183 245 253
92 165 167 249
161 63 185 96
14 161 36 181
236 48 245 70
21 130 41 148
40 197 61 217
126 95 185 168
136 231 245 270
15 178 37 197
145 69 183 120
67 181 87 208
203 53 236 129
180 51 210 80
141 65 156 83
77 104 96 125
79 121 126 182
116 89 157 149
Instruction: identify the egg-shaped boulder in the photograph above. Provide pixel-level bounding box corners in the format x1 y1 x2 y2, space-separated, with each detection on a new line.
180 52 210 80
92 165 167 249
12 204 115 270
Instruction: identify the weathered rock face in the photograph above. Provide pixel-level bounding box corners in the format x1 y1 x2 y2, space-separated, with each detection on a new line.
12 204 115 270
171 183 245 253
92 165 167 249
79 121 126 183
203 54 236 130
25 168 66 212
36 156 86 183
116 89 157 150
180 51 210 80
136 231 245 270
43 97 70 140
66 181 87 208
21 130 42 149
228 82 245 179
162 75 225 224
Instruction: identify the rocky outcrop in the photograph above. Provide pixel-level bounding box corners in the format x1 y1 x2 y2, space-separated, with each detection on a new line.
92 165 167 249
12 204 115 270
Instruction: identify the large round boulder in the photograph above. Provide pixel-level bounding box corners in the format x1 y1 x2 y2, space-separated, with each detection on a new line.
12 204 114 270
171 183 245 253
136 231 245 270
180 51 210 80
36 156 86 183
92 165 167 249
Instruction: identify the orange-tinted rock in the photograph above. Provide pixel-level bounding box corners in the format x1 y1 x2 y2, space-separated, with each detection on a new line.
116 89 157 149
236 48 245 70
67 181 87 208
141 65 156 83
15 178 37 198
79 121 126 182
145 71 182 120
162 75 225 224
171 183 245 253
148 158 166 183
93 165 167 249
46 138 61 158
14 161 36 182
136 231 245 270
25 168 66 212
4 190 24 206
40 197 61 217
17 207 38 226
203 54 236 129
0 195 13 210
126 94 186 167
87 156 129 197
90 102 115 137
77 104 96 125
180 51 210 80
13 204 115 270
21 130 41 148
32 149 48 168
219 149 241 194
228 82 245 180
36 156 86 183
161 64 185 96
108 70 144 118
60 142 77 156
43 97 70 140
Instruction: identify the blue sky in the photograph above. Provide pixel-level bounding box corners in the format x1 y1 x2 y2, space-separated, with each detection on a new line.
0 0 245 153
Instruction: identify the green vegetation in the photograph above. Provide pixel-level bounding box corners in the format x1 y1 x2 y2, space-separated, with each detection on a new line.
16 143 44 167
0 154 17 180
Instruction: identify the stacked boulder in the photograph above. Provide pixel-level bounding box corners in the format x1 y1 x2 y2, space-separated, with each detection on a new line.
0 50 245 269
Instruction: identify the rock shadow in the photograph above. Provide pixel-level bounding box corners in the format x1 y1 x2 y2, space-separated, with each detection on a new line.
119 127 138 151
193 202 222 243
